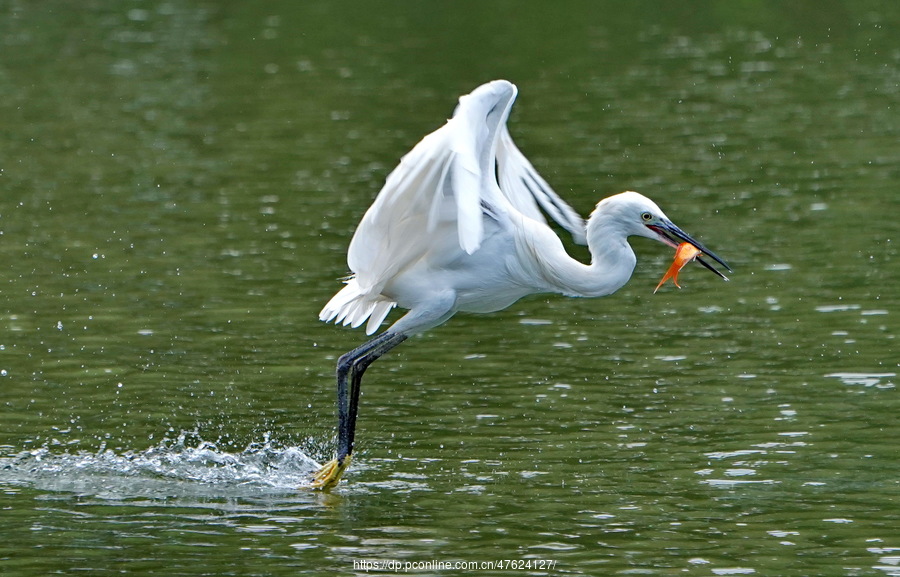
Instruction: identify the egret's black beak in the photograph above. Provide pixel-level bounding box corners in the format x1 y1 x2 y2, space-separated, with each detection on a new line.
648 220 732 281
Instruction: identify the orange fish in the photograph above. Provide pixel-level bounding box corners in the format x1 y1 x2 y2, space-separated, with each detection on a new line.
654 242 702 293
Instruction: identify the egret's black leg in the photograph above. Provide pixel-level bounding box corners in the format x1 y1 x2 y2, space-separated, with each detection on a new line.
336 331 407 463
308 330 407 489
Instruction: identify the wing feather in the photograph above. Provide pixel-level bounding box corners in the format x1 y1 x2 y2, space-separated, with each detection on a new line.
321 79 586 334
347 80 519 289
496 127 587 245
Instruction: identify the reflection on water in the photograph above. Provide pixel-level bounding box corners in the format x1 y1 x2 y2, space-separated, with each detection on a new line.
0 0 898 575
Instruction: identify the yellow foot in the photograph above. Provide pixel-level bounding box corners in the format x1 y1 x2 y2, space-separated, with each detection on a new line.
305 455 351 490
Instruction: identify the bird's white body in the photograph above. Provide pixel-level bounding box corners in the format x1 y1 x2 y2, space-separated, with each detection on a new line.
320 80 674 336
310 80 730 489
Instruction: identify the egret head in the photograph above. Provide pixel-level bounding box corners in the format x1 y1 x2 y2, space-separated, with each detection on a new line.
593 191 731 280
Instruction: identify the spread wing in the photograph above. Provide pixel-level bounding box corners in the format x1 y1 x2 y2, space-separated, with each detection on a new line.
320 80 587 334
496 126 587 245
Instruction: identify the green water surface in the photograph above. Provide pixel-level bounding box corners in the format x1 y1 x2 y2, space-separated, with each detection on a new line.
0 1 897 576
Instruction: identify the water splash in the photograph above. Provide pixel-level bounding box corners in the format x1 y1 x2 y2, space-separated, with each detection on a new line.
0 432 323 499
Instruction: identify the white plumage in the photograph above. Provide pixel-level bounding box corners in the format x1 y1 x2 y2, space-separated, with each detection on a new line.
320 80 606 336
318 80 729 337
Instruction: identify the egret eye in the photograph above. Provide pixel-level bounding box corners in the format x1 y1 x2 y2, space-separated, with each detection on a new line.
641 212 653 222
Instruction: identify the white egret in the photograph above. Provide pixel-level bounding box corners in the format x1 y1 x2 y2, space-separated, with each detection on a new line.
309 80 730 489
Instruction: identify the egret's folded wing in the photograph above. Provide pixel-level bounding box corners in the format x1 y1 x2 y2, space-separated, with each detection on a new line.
496 126 587 245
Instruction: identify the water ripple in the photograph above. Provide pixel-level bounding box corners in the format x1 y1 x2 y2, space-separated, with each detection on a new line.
825 372 896 388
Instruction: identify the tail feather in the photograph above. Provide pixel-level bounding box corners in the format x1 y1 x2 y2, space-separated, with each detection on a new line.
344 300 373 328
366 300 396 335
319 278 396 335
